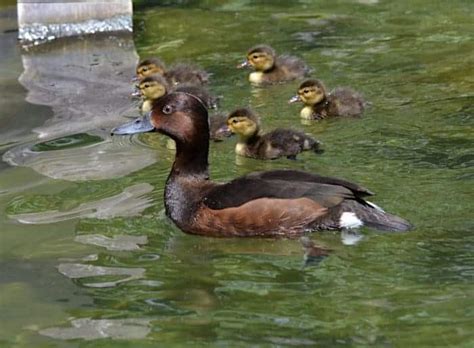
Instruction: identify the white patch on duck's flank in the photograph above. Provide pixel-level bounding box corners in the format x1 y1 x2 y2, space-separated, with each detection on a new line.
366 200 385 212
339 212 363 229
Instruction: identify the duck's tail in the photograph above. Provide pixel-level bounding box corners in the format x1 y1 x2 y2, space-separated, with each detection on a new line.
341 200 412 232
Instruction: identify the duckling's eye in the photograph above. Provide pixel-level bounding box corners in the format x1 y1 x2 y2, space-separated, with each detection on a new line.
232 119 239 124
134 119 141 124
162 105 173 115
303 89 309 94
144 84 150 88
252 55 258 59
142 67 148 72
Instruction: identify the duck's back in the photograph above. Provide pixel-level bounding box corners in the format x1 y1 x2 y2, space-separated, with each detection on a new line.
327 87 365 117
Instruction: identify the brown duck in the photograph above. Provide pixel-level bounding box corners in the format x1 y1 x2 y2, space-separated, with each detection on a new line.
111 92 411 237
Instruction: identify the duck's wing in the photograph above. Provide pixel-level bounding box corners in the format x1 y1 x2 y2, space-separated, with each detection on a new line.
247 170 373 196
202 169 373 210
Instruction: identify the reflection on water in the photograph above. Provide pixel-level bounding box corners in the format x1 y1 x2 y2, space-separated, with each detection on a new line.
30 133 103 152
57 263 145 288
0 0 473 347
39 318 151 340
8 183 154 224
18 33 138 139
74 234 147 251
3 132 158 181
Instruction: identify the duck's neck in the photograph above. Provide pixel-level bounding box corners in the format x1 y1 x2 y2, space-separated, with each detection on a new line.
171 137 209 178
164 133 210 229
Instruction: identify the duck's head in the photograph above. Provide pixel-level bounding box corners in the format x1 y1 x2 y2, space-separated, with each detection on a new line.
289 79 327 106
237 45 276 72
226 108 261 139
134 74 169 100
135 58 166 80
111 92 209 145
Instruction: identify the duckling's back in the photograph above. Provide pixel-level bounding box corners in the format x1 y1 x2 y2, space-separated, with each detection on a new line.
328 87 366 117
258 129 322 159
275 55 311 80
166 63 210 86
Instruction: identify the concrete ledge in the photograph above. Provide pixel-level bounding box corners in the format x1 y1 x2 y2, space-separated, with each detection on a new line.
18 0 133 43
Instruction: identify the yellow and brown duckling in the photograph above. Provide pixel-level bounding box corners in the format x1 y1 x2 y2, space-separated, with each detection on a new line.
237 45 311 85
133 75 227 142
289 79 366 120
226 108 323 160
111 92 412 237
134 74 218 114
135 58 210 86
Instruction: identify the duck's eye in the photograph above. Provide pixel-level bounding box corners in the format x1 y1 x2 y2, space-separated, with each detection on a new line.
252 55 258 59
232 119 239 124
144 84 150 88
142 67 148 72
162 105 173 114
303 89 309 94
134 119 141 124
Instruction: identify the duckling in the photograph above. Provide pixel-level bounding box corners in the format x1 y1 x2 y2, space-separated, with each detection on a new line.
132 75 226 142
289 79 366 120
237 45 310 85
111 92 412 237
226 108 323 160
135 58 209 86
135 74 218 114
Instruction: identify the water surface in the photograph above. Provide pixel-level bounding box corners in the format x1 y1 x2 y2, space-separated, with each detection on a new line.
0 1 473 346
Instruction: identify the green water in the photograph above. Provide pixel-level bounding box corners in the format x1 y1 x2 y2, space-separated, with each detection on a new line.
1 0 473 346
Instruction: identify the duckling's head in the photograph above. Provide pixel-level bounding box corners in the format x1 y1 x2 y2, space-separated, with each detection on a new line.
227 108 261 139
136 58 166 79
112 92 209 145
137 74 169 100
289 79 327 106
237 45 276 72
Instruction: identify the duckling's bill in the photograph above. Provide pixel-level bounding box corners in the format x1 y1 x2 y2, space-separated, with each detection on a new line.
111 114 155 135
237 60 250 69
288 95 302 104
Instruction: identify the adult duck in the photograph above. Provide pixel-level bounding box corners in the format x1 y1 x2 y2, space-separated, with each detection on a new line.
238 45 311 85
289 79 366 120
111 92 411 237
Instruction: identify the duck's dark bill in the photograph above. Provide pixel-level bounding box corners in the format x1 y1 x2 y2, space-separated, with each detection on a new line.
111 114 155 135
